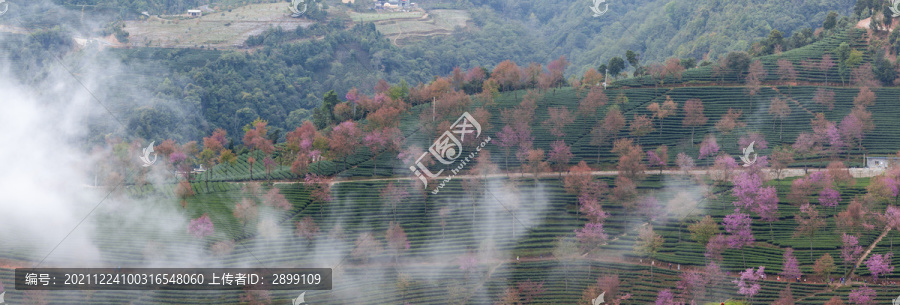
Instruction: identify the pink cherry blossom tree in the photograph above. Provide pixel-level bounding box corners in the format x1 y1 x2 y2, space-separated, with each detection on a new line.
514 279 546 305
262 187 292 211
386 221 410 261
363 131 389 176
842 233 863 274
738 132 768 151
263 157 276 180
329 121 361 165
712 155 739 185
548 140 573 175
496 124 532 170
677 268 709 303
565 161 607 216
885 206 900 251
676 152 695 176
458 251 478 284
636 196 663 223
840 113 865 158
754 186 780 240
733 266 765 303
792 132 820 172
780 248 802 280
795 203 825 261
698 134 719 164
575 222 609 254
724 209 754 267
731 172 763 210
647 145 668 174
542 107 575 137
305 173 332 217
579 195 609 223
819 187 841 215
233 198 258 230
188 213 214 239
705 234 728 262
848 285 876 305
380 182 409 221
864 253 893 283
170 151 188 179
294 216 318 243
655 289 681 305
351 232 383 264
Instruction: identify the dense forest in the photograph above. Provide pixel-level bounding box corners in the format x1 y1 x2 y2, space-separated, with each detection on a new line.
0 0 875 145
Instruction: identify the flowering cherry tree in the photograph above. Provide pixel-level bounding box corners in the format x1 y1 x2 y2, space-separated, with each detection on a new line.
380 182 409 221
731 172 762 210
386 221 410 261
188 213 214 239
705 234 728 262
655 289 681 305
841 233 863 273
548 140 573 174
754 186 779 240
294 216 318 242
262 187 292 211
647 145 668 174
848 285 876 305
724 209 754 266
575 222 609 254
542 107 575 137
885 205 900 251
864 253 893 282
733 266 765 302
676 152 694 175
780 248 802 280
698 134 719 163
794 203 825 261
580 198 609 226
305 174 332 217
819 187 841 212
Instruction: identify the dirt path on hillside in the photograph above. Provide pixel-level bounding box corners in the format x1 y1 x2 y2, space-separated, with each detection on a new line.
846 226 891 279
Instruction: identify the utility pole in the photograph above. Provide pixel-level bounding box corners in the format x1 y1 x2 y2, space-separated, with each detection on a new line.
432 96 435 121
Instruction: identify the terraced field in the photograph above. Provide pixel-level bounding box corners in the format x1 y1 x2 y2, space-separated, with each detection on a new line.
123 2 315 49
194 79 900 184
6 24 900 304
2 173 899 304
354 9 470 45
612 29 871 88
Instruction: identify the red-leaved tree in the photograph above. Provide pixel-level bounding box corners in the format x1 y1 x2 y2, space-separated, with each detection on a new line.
682 99 708 144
